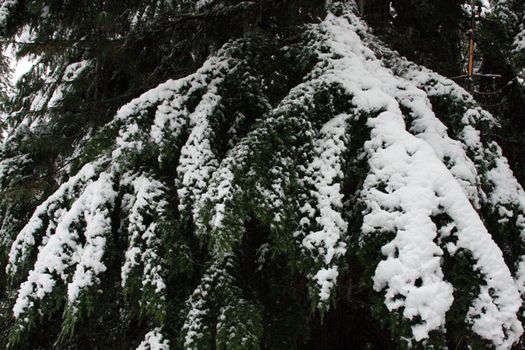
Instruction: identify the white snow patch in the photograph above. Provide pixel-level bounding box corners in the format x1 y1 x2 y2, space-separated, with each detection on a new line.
13 170 116 317
309 7 524 347
136 328 170 350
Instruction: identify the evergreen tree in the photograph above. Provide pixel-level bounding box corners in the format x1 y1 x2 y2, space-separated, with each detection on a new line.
363 0 469 77
473 0 525 184
1 0 525 349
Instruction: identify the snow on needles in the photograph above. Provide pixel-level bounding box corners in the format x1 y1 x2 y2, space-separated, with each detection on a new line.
315 6 523 347
5 1 525 348
300 114 349 303
7 40 242 326
0 0 16 28
121 174 168 296
136 328 170 350
364 110 455 342
7 159 107 276
367 15 525 301
47 60 92 108
13 170 116 317
67 171 117 304
112 52 235 225
176 88 222 222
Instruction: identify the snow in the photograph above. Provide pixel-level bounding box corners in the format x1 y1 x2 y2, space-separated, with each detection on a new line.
201 155 239 232
111 53 233 147
182 260 220 350
121 174 167 297
67 171 116 304
364 110 455 342
391 52 525 302
5 1 525 348
486 148 525 211
515 25 525 52
110 50 236 228
298 114 349 303
0 154 31 192
256 243 271 270
176 90 221 219
301 114 348 266
9 52 34 85
171 59 236 225
182 255 255 349
112 121 147 162
196 104 295 254
19 59 92 113
196 149 247 258
8 38 243 324
136 328 170 350
314 267 339 302
0 0 16 28
308 5 524 347
7 159 106 276
13 170 116 317
48 60 92 108
352 0 525 321
195 0 214 10
391 82 481 207
176 5 525 337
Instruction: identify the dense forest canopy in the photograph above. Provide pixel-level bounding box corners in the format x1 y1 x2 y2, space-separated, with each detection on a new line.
0 0 525 349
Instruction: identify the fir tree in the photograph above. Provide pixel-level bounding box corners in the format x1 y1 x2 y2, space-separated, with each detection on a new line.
473 0 525 185
1 1 525 349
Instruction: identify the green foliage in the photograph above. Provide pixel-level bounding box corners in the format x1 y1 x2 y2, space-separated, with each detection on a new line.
1 1 525 349
180 255 262 350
